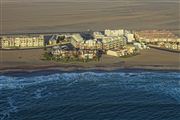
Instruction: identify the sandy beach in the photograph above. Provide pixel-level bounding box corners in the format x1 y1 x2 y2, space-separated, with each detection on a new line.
0 48 179 73
1 0 179 35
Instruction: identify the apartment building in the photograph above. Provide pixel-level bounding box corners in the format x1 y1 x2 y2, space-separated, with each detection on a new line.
105 29 124 37
102 36 127 50
71 34 84 48
0 35 44 49
93 32 104 39
80 39 103 50
135 30 178 43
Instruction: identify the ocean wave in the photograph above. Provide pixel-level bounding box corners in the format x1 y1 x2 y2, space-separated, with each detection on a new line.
0 111 10 120
0 71 180 102
7 97 18 113
33 87 47 99
32 87 53 99
0 71 179 89
0 97 18 120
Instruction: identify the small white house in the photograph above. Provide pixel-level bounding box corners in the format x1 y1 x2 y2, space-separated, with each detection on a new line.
107 50 119 57
125 33 135 43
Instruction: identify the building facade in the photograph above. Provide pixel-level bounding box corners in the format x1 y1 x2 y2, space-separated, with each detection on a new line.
135 30 178 43
93 32 104 39
80 39 103 50
48 34 59 45
125 33 135 43
105 29 124 37
0 35 44 49
102 36 127 50
106 46 136 57
71 34 84 48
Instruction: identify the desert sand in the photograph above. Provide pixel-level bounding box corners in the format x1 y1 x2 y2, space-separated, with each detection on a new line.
0 0 179 72
1 0 179 34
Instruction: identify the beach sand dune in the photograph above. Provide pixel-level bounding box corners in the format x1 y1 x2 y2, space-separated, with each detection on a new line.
1 0 179 34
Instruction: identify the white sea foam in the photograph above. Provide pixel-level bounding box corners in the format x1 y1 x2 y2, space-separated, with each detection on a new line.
0 71 180 102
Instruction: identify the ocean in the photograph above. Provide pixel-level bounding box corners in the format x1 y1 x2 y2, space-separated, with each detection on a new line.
0 70 180 120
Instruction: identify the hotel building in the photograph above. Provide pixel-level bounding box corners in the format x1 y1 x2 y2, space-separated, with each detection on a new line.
0 35 44 49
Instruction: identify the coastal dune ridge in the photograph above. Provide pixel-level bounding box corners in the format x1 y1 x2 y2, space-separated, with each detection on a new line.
1 0 179 34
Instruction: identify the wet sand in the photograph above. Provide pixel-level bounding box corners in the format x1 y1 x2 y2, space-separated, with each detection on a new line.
1 0 179 34
0 48 179 73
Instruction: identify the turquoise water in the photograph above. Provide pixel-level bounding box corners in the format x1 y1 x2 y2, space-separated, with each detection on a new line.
0 70 180 120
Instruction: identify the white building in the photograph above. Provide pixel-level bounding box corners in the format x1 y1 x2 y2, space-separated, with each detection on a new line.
82 39 102 49
105 29 124 37
71 34 84 48
125 33 135 43
93 32 104 39
85 39 97 47
106 46 136 57
133 42 148 49
48 34 59 45
102 36 126 50
107 50 119 57
0 35 44 48
135 30 179 43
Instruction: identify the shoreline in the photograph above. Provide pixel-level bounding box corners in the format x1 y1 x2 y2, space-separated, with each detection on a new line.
1 48 179 74
0 65 179 75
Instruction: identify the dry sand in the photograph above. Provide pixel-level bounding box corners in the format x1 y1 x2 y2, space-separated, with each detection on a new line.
1 0 180 34
0 48 179 72
0 0 179 72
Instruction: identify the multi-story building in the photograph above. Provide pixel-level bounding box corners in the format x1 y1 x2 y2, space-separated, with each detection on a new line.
93 32 104 39
48 34 59 45
106 45 136 57
80 39 103 50
125 33 135 43
0 35 44 49
102 36 126 50
105 29 124 37
135 30 178 43
71 34 84 48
